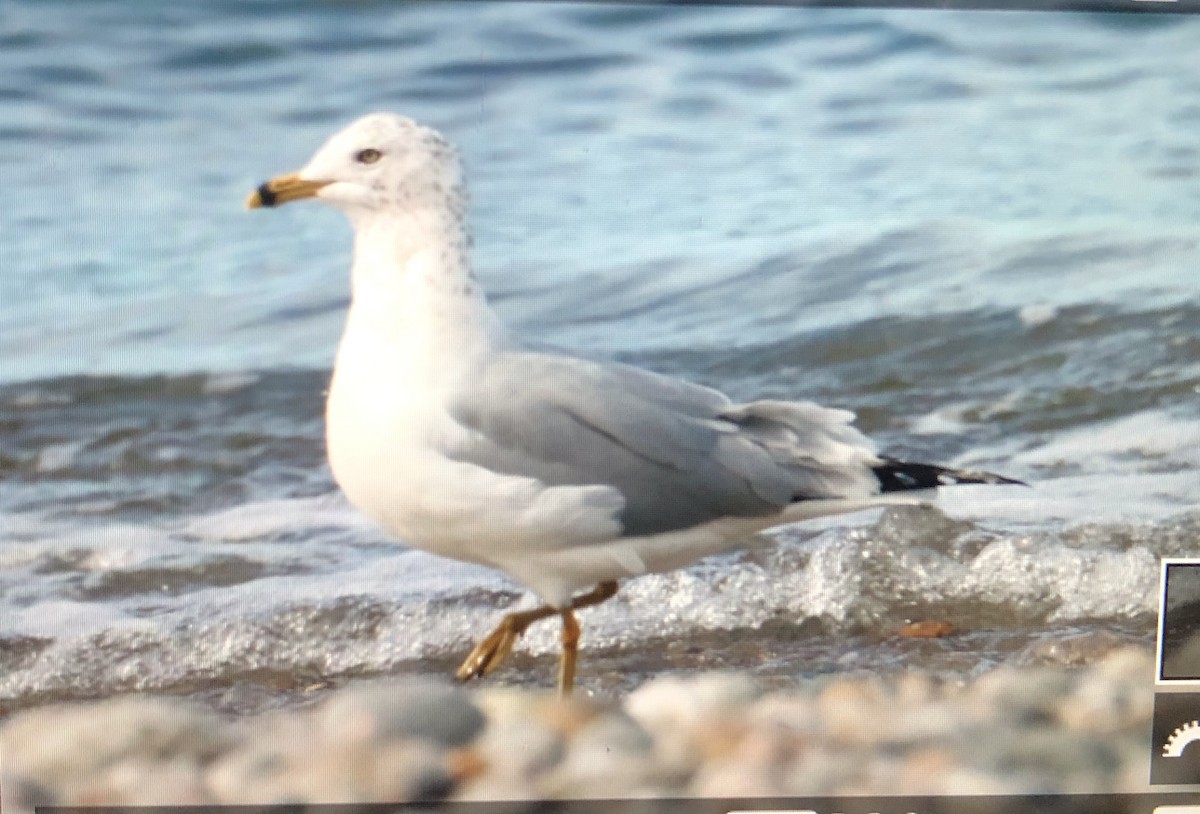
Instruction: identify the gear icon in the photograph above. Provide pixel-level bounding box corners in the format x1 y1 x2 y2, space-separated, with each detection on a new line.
1163 720 1200 758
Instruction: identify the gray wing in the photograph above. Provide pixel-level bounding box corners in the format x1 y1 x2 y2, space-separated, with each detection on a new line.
446 351 880 538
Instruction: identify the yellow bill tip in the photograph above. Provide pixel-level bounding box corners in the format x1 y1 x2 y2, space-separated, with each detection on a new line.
245 187 267 209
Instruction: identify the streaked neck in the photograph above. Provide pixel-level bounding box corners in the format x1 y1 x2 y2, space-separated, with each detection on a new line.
340 210 504 383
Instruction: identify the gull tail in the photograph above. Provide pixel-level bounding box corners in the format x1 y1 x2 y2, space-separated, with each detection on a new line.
871 456 1026 493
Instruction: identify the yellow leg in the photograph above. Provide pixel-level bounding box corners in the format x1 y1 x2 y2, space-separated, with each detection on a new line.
558 609 580 696
455 581 620 690
571 579 619 611
455 604 557 681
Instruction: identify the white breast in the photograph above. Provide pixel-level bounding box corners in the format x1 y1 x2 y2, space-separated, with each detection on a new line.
325 297 624 570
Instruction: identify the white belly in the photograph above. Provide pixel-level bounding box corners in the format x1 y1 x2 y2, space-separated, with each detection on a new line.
325 356 626 574
326 361 480 562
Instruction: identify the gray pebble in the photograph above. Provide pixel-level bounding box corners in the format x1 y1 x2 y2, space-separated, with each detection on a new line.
573 710 655 757
971 667 1076 724
319 677 484 747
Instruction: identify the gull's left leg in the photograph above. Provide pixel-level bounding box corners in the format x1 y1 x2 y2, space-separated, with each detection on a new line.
558 609 580 695
455 604 558 682
456 580 620 691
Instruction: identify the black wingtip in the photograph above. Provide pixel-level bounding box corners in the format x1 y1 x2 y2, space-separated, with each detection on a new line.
872 457 1027 493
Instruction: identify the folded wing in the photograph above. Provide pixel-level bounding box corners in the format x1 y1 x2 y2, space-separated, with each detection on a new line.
446 352 884 538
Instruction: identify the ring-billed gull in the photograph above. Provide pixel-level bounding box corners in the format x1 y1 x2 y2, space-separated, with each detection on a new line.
247 113 1021 695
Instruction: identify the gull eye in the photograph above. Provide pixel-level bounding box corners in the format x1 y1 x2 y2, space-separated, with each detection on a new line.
355 148 383 165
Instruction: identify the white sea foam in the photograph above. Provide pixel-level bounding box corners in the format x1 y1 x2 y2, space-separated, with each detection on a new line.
181 493 381 544
1017 410 1200 471
949 408 1200 525
908 404 970 436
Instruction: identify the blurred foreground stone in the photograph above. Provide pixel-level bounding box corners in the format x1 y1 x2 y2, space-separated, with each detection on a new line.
0 647 1155 810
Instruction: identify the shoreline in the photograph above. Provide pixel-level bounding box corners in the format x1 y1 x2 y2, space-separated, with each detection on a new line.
2 646 1155 811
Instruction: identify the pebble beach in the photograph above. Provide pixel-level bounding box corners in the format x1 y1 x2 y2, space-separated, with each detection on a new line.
1 646 1156 811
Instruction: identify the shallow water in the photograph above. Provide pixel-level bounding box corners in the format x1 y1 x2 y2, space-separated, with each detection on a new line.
1 2 1198 713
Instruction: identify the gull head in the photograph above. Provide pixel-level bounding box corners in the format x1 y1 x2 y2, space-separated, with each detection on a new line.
246 113 465 222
